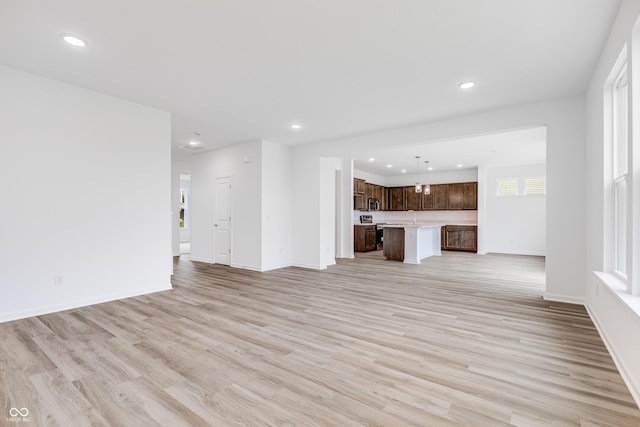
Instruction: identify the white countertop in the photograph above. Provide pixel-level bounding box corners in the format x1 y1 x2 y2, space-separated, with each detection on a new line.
356 221 477 227
378 223 444 229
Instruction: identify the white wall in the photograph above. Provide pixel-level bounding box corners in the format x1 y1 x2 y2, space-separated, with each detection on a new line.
292 151 321 269
261 140 293 271
384 168 478 187
585 0 640 405
484 164 546 256
0 65 172 322
353 169 387 186
190 140 262 270
292 96 586 293
338 159 355 259
320 158 343 267
354 168 477 187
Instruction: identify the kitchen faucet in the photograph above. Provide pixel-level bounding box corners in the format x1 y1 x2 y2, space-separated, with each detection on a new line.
407 209 416 225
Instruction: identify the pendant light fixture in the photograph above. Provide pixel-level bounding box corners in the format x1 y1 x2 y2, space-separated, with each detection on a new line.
414 156 422 193
423 161 431 195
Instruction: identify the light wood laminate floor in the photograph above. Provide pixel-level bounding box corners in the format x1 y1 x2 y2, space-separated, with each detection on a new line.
1 251 639 426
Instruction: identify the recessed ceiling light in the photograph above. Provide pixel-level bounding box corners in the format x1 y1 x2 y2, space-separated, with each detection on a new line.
386 164 393 168
457 164 463 168
290 123 302 130
428 167 433 170
401 169 407 173
62 34 87 47
458 81 475 90
188 140 200 146
368 158 375 162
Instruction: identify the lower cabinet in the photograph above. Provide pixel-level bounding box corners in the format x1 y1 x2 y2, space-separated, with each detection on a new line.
382 227 404 261
354 225 376 252
443 225 477 252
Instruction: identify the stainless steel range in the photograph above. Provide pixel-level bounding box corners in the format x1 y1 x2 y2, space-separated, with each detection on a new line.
359 214 373 224
359 215 384 249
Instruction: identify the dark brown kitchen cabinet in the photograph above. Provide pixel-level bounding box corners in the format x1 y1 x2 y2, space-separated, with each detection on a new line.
353 179 476 211
380 186 388 211
405 186 422 211
461 182 478 209
383 227 404 261
354 225 376 252
443 225 477 252
365 183 375 201
448 182 477 210
389 187 406 211
369 184 385 211
353 178 366 211
423 184 449 210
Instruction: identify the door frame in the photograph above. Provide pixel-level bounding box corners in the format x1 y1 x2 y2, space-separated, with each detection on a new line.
214 175 232 265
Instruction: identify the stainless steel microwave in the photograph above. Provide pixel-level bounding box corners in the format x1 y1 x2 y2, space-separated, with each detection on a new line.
368 198 379 211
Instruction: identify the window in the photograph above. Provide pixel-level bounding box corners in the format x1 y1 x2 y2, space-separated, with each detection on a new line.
497 178 518 196
613 65 628 281
524 177 546 195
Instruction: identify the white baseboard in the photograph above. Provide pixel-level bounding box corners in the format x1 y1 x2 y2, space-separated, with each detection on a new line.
230 263 263 272
260 263 292 272
336 252 355 259
189 257 214 264
0 283 173 324
487 250 546 257
585 304 640 408
543 293 586 305
291 263 327 270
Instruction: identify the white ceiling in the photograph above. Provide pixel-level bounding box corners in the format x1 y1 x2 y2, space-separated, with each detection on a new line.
354 127 546 176
0 0 619 155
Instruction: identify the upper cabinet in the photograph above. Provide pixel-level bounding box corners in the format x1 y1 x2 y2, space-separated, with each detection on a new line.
365 183 375 201
353 178 366 210
353 179 388 211
354 179 477 211
390 187 406 211
405 186 422 211
448 182 477 210
422 184 448 210
376 185 387 211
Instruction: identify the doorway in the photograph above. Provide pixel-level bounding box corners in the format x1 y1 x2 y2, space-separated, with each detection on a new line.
179 174 191 254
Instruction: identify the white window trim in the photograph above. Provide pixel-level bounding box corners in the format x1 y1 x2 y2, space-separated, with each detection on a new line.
613 174 628 282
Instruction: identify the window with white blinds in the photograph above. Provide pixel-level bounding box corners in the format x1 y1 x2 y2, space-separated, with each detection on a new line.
524 177 546 195
496 178 518 196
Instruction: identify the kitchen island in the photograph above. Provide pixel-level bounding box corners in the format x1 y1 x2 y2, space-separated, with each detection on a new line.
379 223 444 264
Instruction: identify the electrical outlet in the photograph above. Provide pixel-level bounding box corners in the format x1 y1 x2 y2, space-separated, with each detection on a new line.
54 275 64 287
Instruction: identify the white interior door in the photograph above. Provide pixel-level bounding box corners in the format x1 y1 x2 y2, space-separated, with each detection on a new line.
214 176 231 265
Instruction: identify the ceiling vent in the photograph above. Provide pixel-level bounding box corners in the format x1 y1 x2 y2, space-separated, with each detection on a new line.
179 144 204 151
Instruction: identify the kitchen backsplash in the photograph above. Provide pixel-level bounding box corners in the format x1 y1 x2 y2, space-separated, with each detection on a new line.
353 210 477 223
